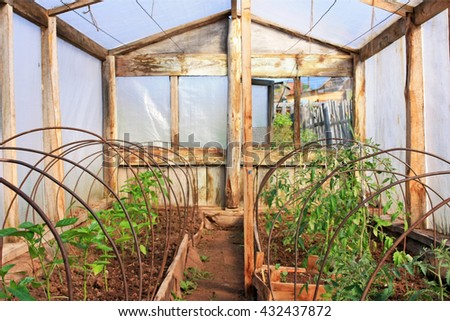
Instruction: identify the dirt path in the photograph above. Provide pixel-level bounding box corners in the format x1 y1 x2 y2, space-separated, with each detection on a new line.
185 227 248 301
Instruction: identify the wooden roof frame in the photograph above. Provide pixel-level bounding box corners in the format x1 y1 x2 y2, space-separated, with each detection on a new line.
48 0 102 17
359 0 413 17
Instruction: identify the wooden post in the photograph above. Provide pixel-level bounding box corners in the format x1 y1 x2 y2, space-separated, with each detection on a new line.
242 0 254 297
293 77 301 149
170 76 180 147
225 16 242 209
353 54 366 142
405 15 426 228
102 55 118 193
0 3 19 233
41 17 65 222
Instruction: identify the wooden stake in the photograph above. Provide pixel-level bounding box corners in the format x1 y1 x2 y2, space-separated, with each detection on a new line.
242 0 254 297
0 3 19 234
102 55 118 194
170 76 180 147
293 77 301 149
41 17 65 222
405 15 426 228
353 54 366 142
225 17 242 209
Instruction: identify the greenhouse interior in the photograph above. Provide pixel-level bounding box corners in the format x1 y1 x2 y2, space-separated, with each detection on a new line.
0 0 449 301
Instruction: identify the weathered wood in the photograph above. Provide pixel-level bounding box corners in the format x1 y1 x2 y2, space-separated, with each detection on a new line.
353 55 366 142
170 76 180 147
231 0 239 19
414 0 450 25
129 20 228 55
251 14 356 55
293 77 301 149
360 18 406 61
251 54 353 77
111 10 231 56
0 3 19 233
49 0 102 16
41 17 65 222
405 15 426 228
360 0 413 17
115 54 228 76
56 18 107 60
206 167 225 207
102 56 118 194
12 0 48 27
116 53 352 77
225 17 242 209
242 0 254 297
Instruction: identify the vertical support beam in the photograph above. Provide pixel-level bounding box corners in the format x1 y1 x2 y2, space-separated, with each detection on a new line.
0 3 19 232
102 55 118 193
225 17 242 209
405 15 426 228
231 0 238 19
242 0 254 297
293 77 302 149
42 16 65 222
353 54 366 142
170 76 179 147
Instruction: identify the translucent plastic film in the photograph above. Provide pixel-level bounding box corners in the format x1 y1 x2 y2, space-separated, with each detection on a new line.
58 38 104 202
117 77 171 145
13 14 45 223
252 85 269 144
422 10 450 234
179 77 228 148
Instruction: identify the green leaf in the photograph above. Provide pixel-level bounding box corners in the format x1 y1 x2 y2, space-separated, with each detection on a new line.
140 245 147 255
90 264 105 276
18 222 35 229
0 264 15 276
7 281 36 301
55 217 79 228
116 235 132 243
446 268 450 285
0 228 18 237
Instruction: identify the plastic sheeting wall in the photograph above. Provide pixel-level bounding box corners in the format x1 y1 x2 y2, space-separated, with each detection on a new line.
13 14 45 223
179 77 228 148
422 10 450 234
365 37 407 159
365 37 406 209
58 39 104 203
117 77 171 145
252 85 269 144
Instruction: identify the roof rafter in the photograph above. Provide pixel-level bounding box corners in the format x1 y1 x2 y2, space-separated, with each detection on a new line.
359 0 413 17
48 0 102 17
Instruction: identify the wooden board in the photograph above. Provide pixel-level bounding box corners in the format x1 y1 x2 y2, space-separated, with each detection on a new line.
206 166 225 207
49 0 102 16
225 17 242 209
353 55 366 141
170 76 180 147
405 17 426 228
414 0 450 25
359 0 413 17
1 3 19 232
196 167 208 206
116 53 352 77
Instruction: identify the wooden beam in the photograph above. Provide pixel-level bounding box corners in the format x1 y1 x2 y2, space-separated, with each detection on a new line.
170 76 180 147
225 17 242 209
12 0 48 27
41 17 65 223
102 55 118 194
353 55 366 142
56 18 107 60
360 18 406 61
242 0 254 297
111 10 231 56
251 14 356 55
293 77 301 149
404 15 426 228
252 54 353 77
49 0 102 17
231 0 239 19
116 53 352 77
413 0 450 25
360 0 413 17
0 3 19 234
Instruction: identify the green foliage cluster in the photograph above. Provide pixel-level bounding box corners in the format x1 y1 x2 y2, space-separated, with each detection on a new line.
0 170 165 301
261 142 450 300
